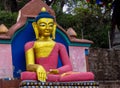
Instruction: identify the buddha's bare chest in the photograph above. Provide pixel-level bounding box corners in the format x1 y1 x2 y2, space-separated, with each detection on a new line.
33 42 55 58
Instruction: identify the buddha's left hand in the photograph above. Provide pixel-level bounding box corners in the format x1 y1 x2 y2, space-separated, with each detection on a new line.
48 69 59 74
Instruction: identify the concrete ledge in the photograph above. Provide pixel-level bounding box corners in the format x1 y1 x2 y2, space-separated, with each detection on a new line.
0 79 21 88
0 79 120 88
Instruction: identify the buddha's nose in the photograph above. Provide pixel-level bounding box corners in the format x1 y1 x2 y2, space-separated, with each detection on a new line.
46 27 49 29
45 26 50 32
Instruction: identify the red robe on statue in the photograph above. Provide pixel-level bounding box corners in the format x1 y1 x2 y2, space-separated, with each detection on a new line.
21 41 94 82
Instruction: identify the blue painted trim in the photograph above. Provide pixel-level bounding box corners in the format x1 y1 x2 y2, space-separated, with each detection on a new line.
56 29 70 44
85 49 89 55
11 26 25 42
0 19 35 44
11 19 35 42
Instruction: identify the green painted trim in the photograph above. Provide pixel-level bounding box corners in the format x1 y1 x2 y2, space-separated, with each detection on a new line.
0 18 91 47
56 28 91 47
69 43 91 47
0 39 11 44
26 18 35 22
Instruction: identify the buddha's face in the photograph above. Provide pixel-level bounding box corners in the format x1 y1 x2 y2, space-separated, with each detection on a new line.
37 18 54 37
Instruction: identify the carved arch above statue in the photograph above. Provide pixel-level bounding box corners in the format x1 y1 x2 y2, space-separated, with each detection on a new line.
0 0 93 78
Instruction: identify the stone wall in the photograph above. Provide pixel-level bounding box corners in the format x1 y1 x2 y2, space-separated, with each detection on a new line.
89 48 120 81
99 81 120 88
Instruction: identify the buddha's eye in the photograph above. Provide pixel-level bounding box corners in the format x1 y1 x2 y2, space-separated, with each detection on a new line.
49 24 54 27
39 23 46 27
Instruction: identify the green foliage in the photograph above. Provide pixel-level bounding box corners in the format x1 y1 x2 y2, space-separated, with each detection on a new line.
0 0 112 48
56 13 75 28
0 2 4 10
0 10 18 28
56 3 111 48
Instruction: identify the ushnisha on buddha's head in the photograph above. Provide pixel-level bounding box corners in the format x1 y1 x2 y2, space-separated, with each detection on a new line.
32 7 56 40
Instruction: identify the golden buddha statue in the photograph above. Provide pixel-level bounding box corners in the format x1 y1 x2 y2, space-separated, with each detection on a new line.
21 7 94 82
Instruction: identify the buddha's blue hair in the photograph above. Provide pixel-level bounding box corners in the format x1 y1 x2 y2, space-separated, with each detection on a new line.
35 12 54 22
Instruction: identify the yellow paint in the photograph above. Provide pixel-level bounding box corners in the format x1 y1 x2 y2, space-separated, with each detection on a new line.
25 7 57 82
41 7 46 12
34 41 55 58
25 48 35 65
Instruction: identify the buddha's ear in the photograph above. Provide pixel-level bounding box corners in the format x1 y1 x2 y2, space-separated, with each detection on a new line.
32 22 39 39
52 23 56 40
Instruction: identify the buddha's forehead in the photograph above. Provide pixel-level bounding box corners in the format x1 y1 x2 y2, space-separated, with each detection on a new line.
37 18 54 23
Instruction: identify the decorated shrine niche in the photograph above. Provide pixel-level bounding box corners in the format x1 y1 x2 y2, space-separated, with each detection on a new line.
0 0 99 87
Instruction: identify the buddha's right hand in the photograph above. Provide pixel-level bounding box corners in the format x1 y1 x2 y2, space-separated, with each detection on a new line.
36 66 47 82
